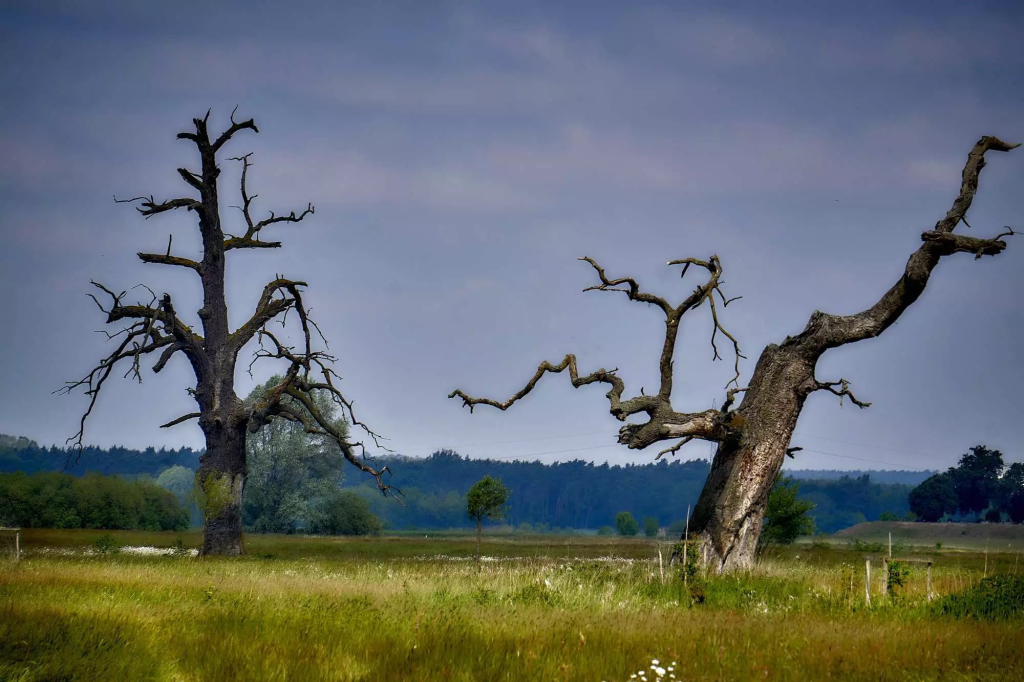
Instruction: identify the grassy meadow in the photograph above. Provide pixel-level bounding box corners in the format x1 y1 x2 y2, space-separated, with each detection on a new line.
2 528 1023 681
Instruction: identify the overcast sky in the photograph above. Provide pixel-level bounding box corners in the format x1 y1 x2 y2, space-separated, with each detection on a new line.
1 0 1022 474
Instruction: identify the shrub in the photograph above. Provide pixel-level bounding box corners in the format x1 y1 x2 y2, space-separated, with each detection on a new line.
759 474 814 546
934 575 1024 620
886 560 911 603
310 491 383 536
596 526 614 536
93 533 123 554
642 516 659 538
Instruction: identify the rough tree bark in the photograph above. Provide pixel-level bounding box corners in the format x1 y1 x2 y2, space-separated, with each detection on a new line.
61 109 399 556
450 135 1019 572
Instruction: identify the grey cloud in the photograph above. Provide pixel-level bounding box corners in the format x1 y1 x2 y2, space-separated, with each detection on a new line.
1 1 1021 473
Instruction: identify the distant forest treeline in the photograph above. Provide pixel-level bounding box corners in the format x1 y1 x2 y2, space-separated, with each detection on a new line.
1 436 925 533
346 450 917 534
0 434 200 476
786 469 933 486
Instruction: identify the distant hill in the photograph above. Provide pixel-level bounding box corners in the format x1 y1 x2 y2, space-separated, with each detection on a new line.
831 521 1024 551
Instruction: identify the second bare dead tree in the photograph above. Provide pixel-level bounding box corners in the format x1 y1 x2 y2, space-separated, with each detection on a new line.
61 110 398 556
450 135 1019 572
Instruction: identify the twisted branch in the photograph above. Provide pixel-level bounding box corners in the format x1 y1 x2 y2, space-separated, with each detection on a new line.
242 281 396 495
450 255 747 451
114 195 202 218
787 136 1020 354
814 378 871 409
656 436 694 460
224 153 314 251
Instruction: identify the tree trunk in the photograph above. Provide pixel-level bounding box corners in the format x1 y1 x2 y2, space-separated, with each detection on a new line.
476 516 482 562
689 344 815 572
197 419 249 556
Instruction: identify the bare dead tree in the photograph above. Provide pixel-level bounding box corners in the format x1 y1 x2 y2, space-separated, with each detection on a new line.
449 135 1019 572
60 109 398 556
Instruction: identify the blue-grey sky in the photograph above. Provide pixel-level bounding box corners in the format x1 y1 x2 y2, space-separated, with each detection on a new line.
1 0 1022 472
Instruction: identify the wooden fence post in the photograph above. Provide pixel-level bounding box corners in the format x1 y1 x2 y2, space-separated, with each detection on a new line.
865 559 871 606
926 562 933 601
683 505 690 589
882 557 889 598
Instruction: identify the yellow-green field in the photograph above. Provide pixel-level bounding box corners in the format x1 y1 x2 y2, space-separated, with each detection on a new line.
2 529 1022 681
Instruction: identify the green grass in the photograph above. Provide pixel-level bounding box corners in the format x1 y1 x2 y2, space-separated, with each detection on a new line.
2 530 1023 681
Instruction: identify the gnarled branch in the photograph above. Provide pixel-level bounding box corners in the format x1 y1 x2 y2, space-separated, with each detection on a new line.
241 279 396 495
580 256 673 314
921 228 1014 259
279 386 401 499
450 255 746 453
656 436 694 460
137 252 202 272
813 378 871 409
59 282 208 453
56 318 175 454
114 195 202 218
667 256 745 388
223 153 313 251
448 353 658 421
229 277 307 353
160 412 201 428
212 105 259 152
788 136 1019 354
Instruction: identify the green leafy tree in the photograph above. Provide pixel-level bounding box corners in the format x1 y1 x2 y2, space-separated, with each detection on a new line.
909 472 958 522
242 375 350 534
951 445 1004 517
642 515 660 538
615 511 639 537
759 473 815 546
466 475 509 561
310 491 382 536
156 465 202 526
994 462 1024 523
1007 492 1024 525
